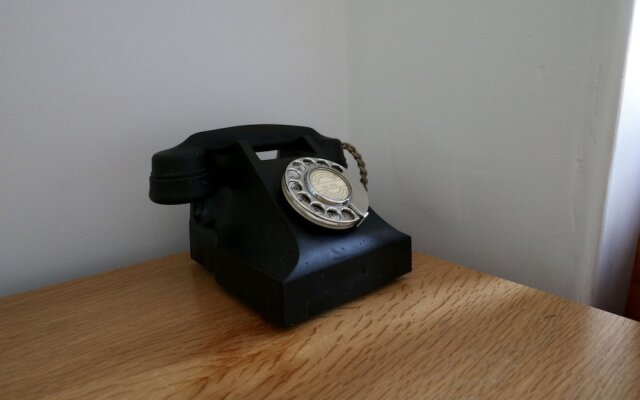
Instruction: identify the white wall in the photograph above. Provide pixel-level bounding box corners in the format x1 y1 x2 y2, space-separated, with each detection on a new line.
2 0 636 309
595 2 640 313
0 1 348 296
347 1 634 303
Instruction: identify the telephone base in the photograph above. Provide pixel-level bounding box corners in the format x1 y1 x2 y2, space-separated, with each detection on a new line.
190 209 411 327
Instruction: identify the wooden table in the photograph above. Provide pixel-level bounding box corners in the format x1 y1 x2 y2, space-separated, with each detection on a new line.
1 252 639 399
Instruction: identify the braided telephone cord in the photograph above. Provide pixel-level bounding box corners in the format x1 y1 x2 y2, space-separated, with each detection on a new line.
341 142 368 191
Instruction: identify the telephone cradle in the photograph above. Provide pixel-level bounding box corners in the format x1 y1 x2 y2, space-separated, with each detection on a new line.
149 124 411 327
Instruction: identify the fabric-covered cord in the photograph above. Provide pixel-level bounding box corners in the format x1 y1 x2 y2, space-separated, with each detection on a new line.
341 142 368 191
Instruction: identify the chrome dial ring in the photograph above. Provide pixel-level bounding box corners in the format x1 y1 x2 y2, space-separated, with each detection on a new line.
282 157 368 230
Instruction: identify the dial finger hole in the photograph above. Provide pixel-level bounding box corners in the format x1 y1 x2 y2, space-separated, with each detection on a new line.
330 164 344 173
288 181 302 192
297 192 311 204
316 159 329 166
292 161 306 172
310 202 325 214
341 208 356 220
326 208 341 220
287 169 301 180
302 158 315 168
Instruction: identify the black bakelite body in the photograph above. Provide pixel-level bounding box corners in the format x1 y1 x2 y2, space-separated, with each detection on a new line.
149 124 411 327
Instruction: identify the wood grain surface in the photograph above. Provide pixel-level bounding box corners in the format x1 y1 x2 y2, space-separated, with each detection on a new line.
1 252 640 399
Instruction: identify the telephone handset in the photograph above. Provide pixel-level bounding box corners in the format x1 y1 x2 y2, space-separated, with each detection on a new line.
149 125 411 326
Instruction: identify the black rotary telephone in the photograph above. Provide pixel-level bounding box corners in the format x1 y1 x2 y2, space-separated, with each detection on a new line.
149 124 411 326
